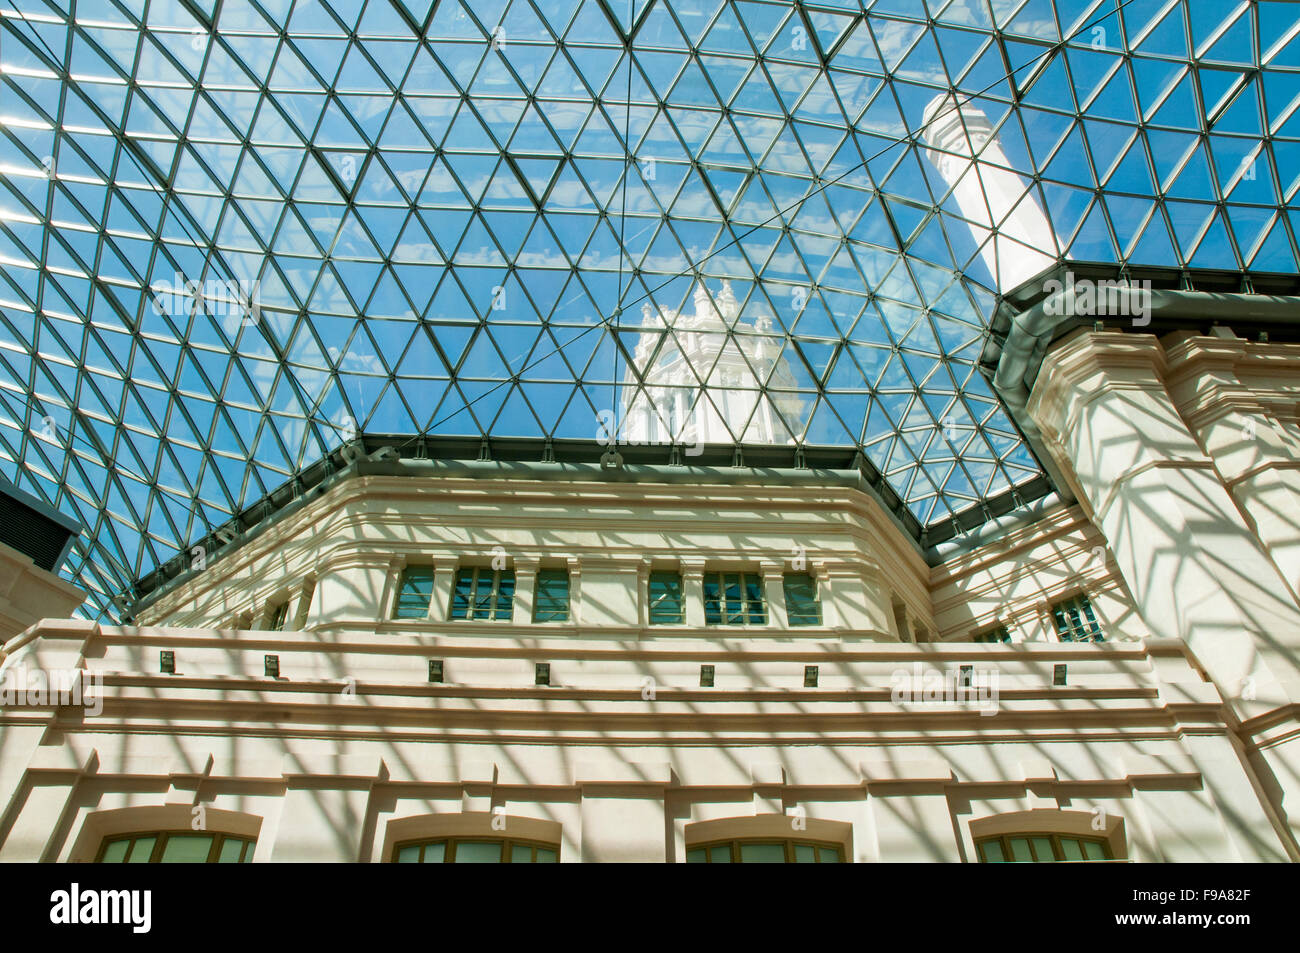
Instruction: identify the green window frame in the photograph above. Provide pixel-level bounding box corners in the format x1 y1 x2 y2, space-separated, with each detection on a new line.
783 573 822 626
97 831 256 863
648 571 684 625
686 838 843 863
267 601 289 631
974 624 1011 643
392 565 435 619
532 569 570 622
703 572 767 625
393 837 558 863
1051 594 1104 642
450 567 515 621
975 832 1111 863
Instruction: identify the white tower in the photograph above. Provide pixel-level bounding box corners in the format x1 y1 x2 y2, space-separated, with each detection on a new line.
921 93 1060 292
619 281 805 449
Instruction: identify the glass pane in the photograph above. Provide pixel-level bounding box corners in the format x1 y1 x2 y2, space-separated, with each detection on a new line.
708 845 731 863
100 839 130 862
159 834 214 863
494 571 515 620
533 570 569 622
1009 837 1033 862
511 844 533 863
1083 841 1106 860
649 572 684 624
535 848 557 863
126 836 156 862
793 844 816 863
686 848 707 863
744 577 765 623
424 842 446 863
394 566 435 618
1059 838 1084 861
978 840 1006 862
1031 837 1056 862
451 570 472 619
453 840 502 863
818 847 840 863
217 837 245 863
472 569 494 619
784 574 821 625
723 574 743 623
397 845 421 863
739 842 786 863
703 576 721 624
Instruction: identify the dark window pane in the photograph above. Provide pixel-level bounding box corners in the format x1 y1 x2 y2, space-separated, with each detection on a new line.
494 570 515 620
784 573 822 626
394 565 434 619
649 571 684 624
703 577 721 624
451 569 473 619
745 577 766 624
533 569 569 622
1052 595 1104 642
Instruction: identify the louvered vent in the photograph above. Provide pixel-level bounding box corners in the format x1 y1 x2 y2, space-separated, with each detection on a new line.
0 480 78 573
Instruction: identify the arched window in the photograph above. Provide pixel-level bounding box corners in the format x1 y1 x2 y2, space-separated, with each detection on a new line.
96 830 255 863
968 809 1125 862
684 815 852 863
377 812 564 864
69 806 262 863
687 838 842 863
393 836 558 863
975 831 1110 863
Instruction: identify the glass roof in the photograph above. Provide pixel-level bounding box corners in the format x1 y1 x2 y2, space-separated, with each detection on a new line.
2 0 1298 619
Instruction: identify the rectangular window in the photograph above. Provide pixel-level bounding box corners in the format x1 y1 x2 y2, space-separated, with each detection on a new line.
1051 595 1104 642
648 571 685 625
532 569 570 622
703 572 766 625
783 573 821 626
974 625 1011 643
393 565 435 619
268 601 289 631
450 567 515 621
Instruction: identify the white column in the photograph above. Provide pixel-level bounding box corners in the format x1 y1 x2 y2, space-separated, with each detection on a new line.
761 561 787 630
681 559 706 628
921 93 1058 292
1027 329 1300 852
513 556 539 624
1164 333 1300 602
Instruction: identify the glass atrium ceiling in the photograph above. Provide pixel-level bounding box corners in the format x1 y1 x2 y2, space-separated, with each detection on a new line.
2 0 1299 618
